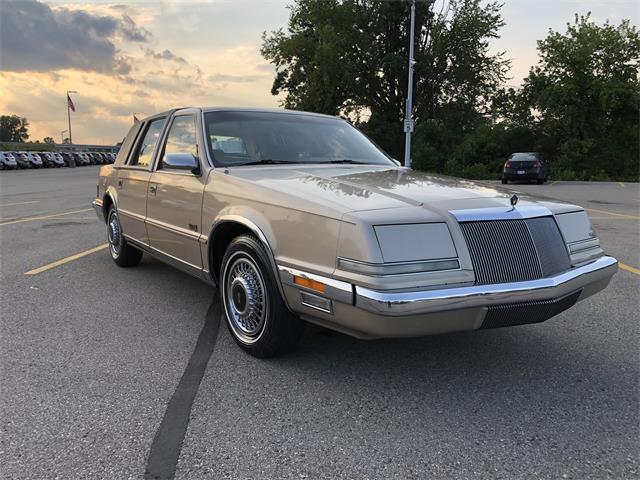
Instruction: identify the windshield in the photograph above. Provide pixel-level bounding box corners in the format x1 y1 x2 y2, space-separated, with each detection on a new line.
204 111 394 167
509 153 541 162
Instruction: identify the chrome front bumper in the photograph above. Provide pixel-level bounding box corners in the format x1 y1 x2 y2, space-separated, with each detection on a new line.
355 256 618 316
92 199 104 221
280 256 617 339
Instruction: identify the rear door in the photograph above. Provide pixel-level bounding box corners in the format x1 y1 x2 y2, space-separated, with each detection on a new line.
146 112 206 270
116 116 166 245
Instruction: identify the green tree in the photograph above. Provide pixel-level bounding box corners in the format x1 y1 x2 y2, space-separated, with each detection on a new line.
262 0 509 160
522 14 640 180
43 136 56 145
0 115 30 142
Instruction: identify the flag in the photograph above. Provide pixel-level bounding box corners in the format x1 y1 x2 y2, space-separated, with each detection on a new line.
67 94 76 112
133 114 140 124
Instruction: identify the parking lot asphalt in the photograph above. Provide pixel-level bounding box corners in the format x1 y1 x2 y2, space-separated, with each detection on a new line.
1 168 638 480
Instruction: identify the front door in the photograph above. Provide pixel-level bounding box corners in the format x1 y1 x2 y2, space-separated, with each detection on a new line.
146 114 206 269
116 117 166 245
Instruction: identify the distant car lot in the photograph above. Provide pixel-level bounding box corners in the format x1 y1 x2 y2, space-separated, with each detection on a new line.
0 168 638 479
0 150 116 169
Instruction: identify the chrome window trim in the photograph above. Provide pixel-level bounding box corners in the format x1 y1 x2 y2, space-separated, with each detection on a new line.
450 205 553 222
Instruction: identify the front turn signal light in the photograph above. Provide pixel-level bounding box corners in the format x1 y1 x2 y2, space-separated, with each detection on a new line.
294 275 326 293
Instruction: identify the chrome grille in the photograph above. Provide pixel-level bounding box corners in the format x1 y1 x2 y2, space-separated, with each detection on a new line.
459 217 570 285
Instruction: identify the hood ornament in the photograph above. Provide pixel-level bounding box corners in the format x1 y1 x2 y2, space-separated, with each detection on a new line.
510 194 519 210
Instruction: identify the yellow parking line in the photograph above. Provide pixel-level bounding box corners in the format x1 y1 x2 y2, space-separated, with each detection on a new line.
0 200 40 207
618 182 625 188
585 207 640 220
619 263 640 276
25 244 108 275
0 208 92 226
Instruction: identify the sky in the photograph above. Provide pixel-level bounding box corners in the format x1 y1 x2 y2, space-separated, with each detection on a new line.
0 0 638 145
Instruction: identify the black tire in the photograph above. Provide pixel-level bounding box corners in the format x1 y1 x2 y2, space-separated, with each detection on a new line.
220 234 304 357
537 178 544 185
501 178 508 184
106 205 142 267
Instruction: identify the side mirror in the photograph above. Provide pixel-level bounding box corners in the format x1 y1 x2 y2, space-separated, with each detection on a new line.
391 158 402 166
163 152 200 175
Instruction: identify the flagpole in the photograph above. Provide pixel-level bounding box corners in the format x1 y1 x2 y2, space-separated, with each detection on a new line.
66 90 77 145
403 0 416 168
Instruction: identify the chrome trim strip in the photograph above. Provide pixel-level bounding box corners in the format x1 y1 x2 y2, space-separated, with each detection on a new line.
337 257 461 276
148 244 202 271
278 265 353 305
568 238 600 254
118 208 146 222
123 233 149 249
450 205 553 222
355 256 617 316
145 216 200 240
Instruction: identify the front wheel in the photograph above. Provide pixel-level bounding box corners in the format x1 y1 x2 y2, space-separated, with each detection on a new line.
107 206 142 267
220 234 304 357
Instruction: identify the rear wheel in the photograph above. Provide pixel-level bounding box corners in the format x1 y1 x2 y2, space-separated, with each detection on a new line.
501 178 508 184
107 206 142 267
220 234 304 357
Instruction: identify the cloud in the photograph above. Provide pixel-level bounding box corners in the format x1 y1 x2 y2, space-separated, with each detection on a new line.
0 0 149 74
144 48 188 64
208 73 269 84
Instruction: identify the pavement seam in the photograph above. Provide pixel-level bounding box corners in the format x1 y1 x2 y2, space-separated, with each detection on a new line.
0 208 93 225
144 298 221 480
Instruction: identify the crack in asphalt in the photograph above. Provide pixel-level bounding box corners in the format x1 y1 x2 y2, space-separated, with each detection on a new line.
144 296 221 480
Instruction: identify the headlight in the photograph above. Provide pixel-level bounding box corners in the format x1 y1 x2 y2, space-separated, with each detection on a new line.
338 222 460 276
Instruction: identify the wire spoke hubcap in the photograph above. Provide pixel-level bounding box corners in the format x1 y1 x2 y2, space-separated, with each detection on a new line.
107 212 122 256
224 255 267 342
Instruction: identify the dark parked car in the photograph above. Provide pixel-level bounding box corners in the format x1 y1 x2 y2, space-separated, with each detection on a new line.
59 152 76 167
72 152 90 166
0 152 18 170
502 152 549 184
13 152 31 169
40 152 65 168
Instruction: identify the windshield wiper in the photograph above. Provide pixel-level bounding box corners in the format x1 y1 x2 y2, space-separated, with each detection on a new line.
238 159 300 166
327 159 369 164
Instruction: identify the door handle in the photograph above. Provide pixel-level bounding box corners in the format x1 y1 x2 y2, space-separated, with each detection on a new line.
149 185 157 195
117 179 123 188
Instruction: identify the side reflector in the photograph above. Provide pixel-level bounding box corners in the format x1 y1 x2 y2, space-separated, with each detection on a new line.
293 275 326 293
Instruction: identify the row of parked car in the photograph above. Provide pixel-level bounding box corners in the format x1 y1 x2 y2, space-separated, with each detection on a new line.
0 151 117 170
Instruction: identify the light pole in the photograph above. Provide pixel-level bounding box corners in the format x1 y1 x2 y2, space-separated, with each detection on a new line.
60 130 68 144
66 90 77 144
403 0 416 168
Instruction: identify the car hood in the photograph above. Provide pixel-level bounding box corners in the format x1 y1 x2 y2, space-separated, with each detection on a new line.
228 164 540 216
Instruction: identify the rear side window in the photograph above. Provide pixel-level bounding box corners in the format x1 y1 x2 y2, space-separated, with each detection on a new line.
129 118 166 168
114 123 141 165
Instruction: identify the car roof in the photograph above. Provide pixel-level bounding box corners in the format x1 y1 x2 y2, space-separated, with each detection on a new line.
139 106 339 123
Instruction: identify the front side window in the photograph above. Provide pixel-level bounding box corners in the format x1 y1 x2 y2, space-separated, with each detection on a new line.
204 111 394 167
161 115 198 169
130 117 166 167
